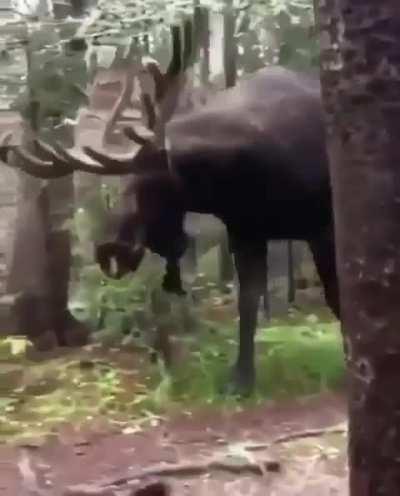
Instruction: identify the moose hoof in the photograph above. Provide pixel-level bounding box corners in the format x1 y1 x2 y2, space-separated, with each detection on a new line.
223 367 255 398
161 277 186 296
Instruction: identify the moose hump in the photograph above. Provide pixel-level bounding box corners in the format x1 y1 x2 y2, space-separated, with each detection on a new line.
166 66 324 166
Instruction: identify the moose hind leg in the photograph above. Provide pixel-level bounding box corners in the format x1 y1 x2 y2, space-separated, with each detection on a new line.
226 241 267 396
308 227 340 319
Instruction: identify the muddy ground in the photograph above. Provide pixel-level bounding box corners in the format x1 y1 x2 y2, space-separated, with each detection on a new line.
1 392 348 496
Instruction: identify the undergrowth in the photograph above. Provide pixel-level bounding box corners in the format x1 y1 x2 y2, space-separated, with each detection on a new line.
148 313 344 407
0 310 345 445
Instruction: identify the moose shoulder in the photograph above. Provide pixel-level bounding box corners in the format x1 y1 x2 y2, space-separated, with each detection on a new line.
167 67 330 238
0 66 339 396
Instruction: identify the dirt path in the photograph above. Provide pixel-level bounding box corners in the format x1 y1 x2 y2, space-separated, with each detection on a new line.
0 392 348 496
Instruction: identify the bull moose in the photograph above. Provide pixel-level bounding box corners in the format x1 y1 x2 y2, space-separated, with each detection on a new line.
0 23 339 396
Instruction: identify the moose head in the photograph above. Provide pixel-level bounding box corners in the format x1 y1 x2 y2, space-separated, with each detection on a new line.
0 19 201 296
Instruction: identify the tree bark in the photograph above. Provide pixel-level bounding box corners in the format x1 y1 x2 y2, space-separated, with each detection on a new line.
7 130 51 346
180 5 211 281
318 1 400 494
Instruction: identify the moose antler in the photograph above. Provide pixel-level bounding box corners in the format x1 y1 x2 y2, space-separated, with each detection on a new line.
0 132 73 179
102 38 142 146
53 19 195 173
0 132 12 163
0 131 120 178
0 17 197 179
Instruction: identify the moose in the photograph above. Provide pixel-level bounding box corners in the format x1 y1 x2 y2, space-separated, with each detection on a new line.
0 22 339 396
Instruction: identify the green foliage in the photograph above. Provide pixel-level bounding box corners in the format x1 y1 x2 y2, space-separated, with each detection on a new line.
0 0 317 106
16 29 89 128
69 251 189 344
256 320 344 395
152 314 344 406
70 263 149 331
238 0 317 72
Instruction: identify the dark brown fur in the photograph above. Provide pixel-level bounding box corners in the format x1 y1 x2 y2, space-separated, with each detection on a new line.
98 66 339 395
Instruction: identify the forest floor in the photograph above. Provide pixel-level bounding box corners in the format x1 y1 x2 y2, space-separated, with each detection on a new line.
0 282 347 495
1 392 348 496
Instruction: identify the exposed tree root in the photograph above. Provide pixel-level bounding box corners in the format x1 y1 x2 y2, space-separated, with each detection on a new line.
245 423 347 452
103 459 280 489
101 423 346 490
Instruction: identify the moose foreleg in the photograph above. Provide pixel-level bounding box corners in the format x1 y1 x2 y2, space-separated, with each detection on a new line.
162 259 186 296
227 241 267 396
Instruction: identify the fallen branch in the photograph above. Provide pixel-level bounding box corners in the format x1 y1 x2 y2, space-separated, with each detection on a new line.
244 423 347 452
102 458 280 488
274 424 347 446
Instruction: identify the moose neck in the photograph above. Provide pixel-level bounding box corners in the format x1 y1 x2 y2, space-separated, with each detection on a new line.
165 149 220 217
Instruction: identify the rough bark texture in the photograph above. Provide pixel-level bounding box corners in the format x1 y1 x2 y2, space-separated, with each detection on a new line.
6 125 88 348
6 125 53 346
318 1 400 494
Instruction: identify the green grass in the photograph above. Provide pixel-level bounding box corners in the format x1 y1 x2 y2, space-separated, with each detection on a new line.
0 309 345 444
149 313 345 408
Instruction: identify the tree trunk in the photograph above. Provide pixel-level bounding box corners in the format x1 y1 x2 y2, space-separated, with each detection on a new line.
318 1 400 494
220 0 238 290
287 241 295 305
180 5 211 281
198 6 210 86
42 36 92 346
47 162 90 347
8 129 89 349
7 15 91 349
7 129 52 347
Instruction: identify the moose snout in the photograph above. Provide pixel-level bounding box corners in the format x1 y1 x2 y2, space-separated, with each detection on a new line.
95 241 145 279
